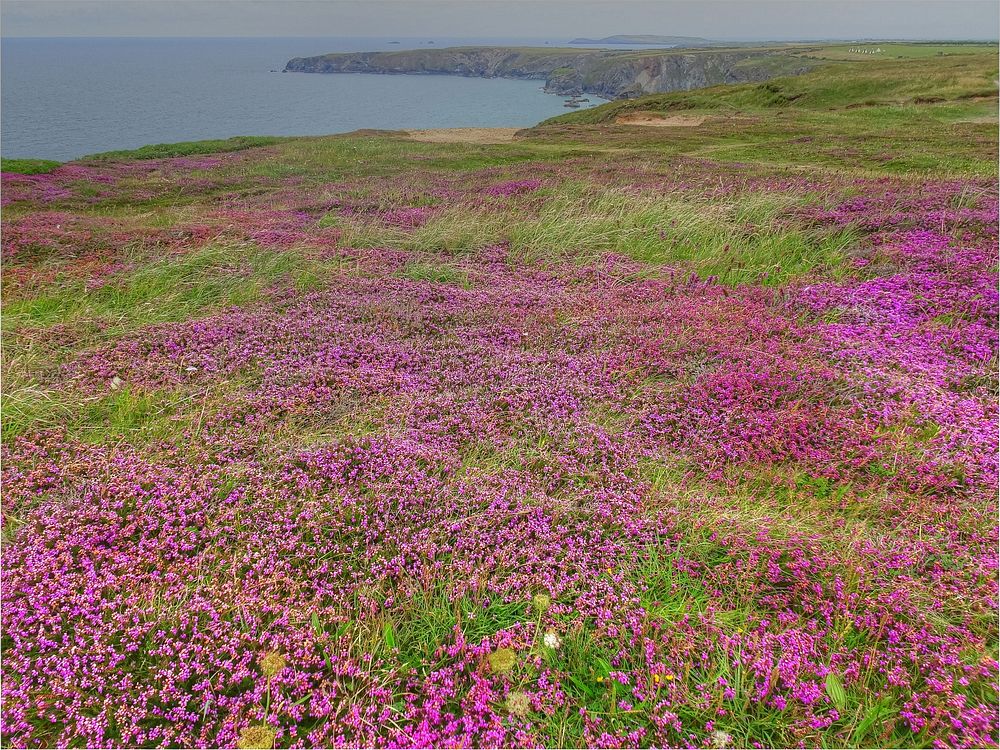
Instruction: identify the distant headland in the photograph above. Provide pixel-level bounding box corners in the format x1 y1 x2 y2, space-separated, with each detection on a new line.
284 45 819 100
567 34 716 46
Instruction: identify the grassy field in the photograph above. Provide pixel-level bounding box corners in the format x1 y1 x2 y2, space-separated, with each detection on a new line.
1 49 997 749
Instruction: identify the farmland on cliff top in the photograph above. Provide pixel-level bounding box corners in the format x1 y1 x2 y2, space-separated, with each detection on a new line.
1 49 997 749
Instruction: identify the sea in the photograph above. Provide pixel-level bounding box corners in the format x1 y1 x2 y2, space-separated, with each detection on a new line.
1 36 611 162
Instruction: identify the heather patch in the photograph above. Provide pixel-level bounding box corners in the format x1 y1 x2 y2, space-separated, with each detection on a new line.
1 106 996 748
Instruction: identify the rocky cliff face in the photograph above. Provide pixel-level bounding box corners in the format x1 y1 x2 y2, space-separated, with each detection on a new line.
284 48 592 82
573 52 815 98
284 47 817 100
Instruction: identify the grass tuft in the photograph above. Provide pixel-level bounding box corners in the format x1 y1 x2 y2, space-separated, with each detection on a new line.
1 158 62 174
82 136 284 162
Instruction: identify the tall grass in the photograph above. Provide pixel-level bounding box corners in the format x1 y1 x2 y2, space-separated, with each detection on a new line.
4 242 315 330
337 188 854 284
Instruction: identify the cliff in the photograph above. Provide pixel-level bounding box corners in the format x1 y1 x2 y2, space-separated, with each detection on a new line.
283 46 820 100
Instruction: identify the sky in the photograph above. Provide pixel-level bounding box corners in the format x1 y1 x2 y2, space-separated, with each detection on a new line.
2 0 997 40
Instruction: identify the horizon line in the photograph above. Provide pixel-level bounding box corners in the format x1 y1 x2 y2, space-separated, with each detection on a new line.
3 34 998 41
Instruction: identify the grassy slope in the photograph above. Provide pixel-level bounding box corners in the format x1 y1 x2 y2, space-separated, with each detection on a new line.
526 50 997 178
541 49 998 123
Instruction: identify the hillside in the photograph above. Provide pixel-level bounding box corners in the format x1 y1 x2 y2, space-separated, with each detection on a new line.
2 50 998 749
539 46 999 124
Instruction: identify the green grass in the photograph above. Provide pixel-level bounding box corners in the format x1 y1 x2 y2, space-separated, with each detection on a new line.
337 187 854 285
226 134 594 186
82 135 284 161
3 242 302 329
397 260 471 287
1 385 190 444
0 158 62 174
389 588 529 668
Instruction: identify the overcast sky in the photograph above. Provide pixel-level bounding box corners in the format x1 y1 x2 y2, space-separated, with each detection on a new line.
2 0 997 40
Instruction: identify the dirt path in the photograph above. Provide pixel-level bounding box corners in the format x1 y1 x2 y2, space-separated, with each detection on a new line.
404 128 521 144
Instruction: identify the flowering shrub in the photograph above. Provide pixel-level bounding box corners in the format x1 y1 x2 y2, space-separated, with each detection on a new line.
484 179 543 198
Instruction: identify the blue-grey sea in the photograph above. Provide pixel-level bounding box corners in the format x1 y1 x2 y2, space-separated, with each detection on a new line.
1 37 609 161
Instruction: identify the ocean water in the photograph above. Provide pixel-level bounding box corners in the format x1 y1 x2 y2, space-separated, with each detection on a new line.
1 36 608 161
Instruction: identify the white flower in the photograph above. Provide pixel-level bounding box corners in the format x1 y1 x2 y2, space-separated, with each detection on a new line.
710 729 732 749
543 631 561 649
